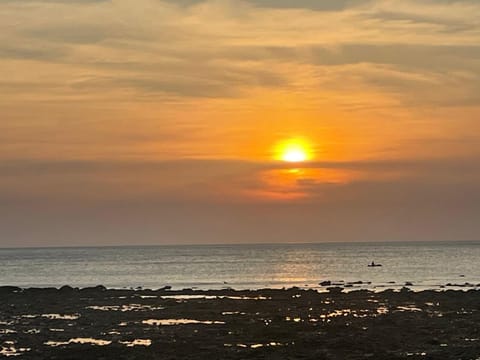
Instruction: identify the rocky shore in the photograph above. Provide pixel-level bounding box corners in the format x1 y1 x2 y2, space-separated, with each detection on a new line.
1 286 479 359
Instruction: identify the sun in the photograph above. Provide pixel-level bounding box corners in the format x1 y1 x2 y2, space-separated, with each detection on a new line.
282 146 308 162
276 139 312 163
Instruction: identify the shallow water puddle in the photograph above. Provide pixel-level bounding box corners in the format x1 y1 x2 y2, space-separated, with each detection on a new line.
45 338 112 347
142 319 225 326
45 338 152 348
325 309 352 318
285 316 302 322
119 339 152 347
307 307 390 321
43 314 80 320
161 295 270 300
22 314 80 320
377 306 389 314
225 342 288 348
221 311 246 315
44 341 69 347
396 306 422 312
86 304 164 312
1 342 31 357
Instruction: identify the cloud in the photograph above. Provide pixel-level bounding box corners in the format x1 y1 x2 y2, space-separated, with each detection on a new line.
2 156 480 246
158 0 369 11
1 156 479 205
249 0 367 11
24 25 110 44
308 44 480 70
0 44 68 61
0 0 108 3
68 66 287 97
2 0 479 107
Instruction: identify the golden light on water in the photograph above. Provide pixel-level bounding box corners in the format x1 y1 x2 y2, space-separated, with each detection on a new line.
276 138 312 163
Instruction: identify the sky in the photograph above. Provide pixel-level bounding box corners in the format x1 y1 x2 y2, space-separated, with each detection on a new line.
1 0 480 247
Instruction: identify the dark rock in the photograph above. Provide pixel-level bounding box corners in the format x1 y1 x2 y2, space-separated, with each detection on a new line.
80 285 107 293
327 286 344 293
0 286 21 294
319 281 331 286
59 285 75 292
25 287 57 295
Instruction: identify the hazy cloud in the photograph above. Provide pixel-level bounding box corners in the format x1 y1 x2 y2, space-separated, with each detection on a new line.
0 0 108 3
2 0 480 104
0 44 68 61
250 0 367 11
2 156 480 246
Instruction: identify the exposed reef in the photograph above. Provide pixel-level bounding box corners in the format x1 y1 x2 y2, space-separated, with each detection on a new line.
1 286 480 359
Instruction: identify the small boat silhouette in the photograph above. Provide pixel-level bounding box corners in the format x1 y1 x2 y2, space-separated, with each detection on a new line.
368 262 382 267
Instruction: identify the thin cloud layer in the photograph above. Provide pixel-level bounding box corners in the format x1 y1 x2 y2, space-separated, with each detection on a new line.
2 0 479 99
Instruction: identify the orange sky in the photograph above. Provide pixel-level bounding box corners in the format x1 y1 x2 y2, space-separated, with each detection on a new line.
1 0 480 246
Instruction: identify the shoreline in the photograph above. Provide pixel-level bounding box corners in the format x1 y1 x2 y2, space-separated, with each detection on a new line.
2 278 480 292
1 286 479 359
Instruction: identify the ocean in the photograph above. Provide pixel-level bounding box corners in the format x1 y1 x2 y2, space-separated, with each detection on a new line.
0 241 479 291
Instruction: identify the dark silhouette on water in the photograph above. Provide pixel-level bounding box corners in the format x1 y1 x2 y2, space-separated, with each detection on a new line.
368 261 382 267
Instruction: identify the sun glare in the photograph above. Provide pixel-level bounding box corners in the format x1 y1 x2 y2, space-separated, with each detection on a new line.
276 139 312 163
283 147 307 162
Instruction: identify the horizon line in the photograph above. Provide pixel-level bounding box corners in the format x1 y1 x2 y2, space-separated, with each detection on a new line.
1 239 479 251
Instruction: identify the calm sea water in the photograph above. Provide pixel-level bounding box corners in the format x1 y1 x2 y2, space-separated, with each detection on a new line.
0 242 479 291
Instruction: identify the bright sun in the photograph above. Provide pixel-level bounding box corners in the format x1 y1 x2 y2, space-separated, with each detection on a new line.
277 139 311 163
282 146 307 162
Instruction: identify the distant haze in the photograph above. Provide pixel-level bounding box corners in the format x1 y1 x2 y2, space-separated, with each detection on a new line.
1 0 480 247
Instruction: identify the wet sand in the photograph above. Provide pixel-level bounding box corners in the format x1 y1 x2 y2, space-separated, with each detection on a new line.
1 286 479 359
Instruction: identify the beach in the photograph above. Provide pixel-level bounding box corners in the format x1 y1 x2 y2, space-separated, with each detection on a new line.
1 286 479 359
